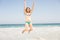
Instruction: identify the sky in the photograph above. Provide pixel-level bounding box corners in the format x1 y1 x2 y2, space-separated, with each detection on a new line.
0 0 60 24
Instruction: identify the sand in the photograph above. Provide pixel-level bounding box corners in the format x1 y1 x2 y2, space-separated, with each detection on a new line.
0 26 60 40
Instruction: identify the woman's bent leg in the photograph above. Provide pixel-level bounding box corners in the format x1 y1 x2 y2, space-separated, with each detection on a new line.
29 23 33 32
22 23 29 33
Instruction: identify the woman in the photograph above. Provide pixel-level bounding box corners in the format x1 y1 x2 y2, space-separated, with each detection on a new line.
22 0 34 33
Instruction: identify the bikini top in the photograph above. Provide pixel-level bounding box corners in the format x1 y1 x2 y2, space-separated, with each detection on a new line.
25 13 31 16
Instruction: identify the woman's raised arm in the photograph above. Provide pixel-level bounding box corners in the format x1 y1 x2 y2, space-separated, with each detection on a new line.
24 0 26 9
31 1 34 13
24 0 27 14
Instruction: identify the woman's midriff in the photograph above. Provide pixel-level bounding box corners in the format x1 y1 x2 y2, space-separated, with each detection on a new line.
25 16 31 22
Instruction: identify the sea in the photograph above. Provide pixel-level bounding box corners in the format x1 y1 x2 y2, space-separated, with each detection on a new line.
0 23 60 28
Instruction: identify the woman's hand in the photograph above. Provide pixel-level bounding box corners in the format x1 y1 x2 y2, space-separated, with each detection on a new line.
24 0 26 3
24 0 26 1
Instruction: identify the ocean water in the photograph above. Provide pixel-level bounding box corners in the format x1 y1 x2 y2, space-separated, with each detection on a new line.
0 23 60 28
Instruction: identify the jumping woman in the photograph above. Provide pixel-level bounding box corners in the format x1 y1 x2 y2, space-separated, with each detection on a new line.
22 0 34 33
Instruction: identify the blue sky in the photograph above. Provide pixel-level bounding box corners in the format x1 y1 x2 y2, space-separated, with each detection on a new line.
0 0 60 24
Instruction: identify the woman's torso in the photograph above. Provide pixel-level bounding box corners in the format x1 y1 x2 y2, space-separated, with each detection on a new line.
25 13 31 22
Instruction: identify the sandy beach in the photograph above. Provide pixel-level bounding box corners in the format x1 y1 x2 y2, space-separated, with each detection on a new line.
0 26 60 40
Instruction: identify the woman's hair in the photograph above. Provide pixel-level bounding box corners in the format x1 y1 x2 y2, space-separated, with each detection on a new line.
25 7 31 13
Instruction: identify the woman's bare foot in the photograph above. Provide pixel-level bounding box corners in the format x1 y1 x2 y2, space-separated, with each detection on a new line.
28 28 33 33
22 29 28 34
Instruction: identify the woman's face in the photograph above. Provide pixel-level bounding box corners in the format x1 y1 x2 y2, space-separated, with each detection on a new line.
27 7 30 12
26 7 31 13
